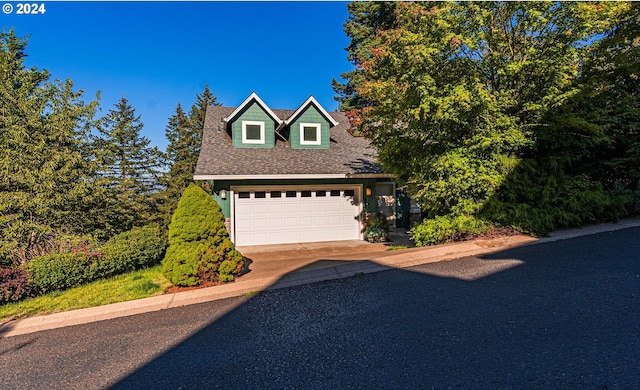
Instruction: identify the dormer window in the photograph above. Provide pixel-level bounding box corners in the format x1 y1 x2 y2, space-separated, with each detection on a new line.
300 123 321 145
242 120 265 144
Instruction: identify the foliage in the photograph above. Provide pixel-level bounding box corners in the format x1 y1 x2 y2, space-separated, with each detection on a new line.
0 267 31 304
340 2 637 240
101 224 168 273
22 225 166 296
162 184 244 287
94 97 165 235
9 230 102 266
410 214 491 247
0 30 103 265
25 252 101 295
158 85 220 228
332 2 398 112
365 213 390 243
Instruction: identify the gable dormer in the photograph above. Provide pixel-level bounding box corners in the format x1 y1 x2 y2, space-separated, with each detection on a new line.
224 92 282 148
285 96 338 149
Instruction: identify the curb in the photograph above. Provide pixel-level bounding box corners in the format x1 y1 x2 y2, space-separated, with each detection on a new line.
1 217 639 338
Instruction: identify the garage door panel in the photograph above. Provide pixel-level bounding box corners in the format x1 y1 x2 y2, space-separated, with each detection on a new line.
268 203 283 213
253 218 268 229
269 217 285 228
236 203 254 214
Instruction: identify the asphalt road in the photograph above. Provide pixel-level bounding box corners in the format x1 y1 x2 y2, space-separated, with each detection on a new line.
1 227 638 389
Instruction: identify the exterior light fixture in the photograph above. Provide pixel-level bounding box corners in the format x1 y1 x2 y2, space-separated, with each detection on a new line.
365 187 372 196
220 189 227 200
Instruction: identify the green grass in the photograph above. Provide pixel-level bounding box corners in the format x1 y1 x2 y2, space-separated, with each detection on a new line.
386 245 410 251
0 265 171 321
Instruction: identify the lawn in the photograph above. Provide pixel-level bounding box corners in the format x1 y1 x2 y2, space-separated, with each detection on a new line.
0 265 171 321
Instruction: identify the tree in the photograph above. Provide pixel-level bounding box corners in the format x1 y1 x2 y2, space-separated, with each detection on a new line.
162 184 244 286
483 2 640 233
95 97 165 234
331 2 398 111
0 30 101 265
342 2 633 238
160 85 220 227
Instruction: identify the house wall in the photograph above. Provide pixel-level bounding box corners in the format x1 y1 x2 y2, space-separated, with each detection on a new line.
288 105 330 149
231 101 277 148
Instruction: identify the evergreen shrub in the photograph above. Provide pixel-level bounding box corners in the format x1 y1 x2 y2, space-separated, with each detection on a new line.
162 184 244 286
26 252 100 295
23 225 167 296
0 267 31 304
101 224 167 275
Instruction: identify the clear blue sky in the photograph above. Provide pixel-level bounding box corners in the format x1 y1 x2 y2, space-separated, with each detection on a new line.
3 1 352 151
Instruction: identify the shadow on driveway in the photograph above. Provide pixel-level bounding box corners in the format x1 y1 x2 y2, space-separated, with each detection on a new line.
104 227 639 389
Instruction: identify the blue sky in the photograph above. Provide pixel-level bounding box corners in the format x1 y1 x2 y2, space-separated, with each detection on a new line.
3 1 352 150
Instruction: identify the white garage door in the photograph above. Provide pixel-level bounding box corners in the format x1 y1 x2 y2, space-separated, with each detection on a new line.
233 186 362 246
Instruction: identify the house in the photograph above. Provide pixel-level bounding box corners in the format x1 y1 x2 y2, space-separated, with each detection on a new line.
193 92 408 246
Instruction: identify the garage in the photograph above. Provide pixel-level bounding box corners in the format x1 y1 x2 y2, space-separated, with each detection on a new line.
232 186 362 246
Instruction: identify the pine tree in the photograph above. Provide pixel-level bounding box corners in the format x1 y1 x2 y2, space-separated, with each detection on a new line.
95 97 165 234
0 30 101 265
160 85 220 227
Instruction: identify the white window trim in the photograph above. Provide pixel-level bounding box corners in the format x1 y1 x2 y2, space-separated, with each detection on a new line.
242 120 266 144
300 123 322 145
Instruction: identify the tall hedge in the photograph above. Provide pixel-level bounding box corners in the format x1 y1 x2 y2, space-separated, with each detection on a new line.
162 184 244 286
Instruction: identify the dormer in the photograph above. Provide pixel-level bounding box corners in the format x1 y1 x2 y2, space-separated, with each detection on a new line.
224 92 282 148
285 96 338 149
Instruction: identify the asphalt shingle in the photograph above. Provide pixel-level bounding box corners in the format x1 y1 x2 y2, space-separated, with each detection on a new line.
194 106 389 178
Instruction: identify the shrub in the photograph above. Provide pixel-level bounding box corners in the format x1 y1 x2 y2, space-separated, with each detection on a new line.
23 225 167 296
26 252 101 295
162 184 244 287
101 224 167 276
410 214 491 246
0 267 31 304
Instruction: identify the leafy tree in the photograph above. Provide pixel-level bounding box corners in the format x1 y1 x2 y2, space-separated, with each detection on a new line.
160 85 219 227
0 30 101 265
341 2 634 239
94 97 165 234
332 1 398 111
483 2 640 233
162 184 244 286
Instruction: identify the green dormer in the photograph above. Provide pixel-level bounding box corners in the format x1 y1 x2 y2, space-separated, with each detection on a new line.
224 92 282 148
286 96 339 150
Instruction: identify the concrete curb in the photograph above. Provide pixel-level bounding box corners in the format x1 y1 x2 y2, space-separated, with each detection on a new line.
2 216 639 338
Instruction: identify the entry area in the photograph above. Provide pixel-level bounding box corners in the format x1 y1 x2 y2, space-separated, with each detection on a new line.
232 186 362 246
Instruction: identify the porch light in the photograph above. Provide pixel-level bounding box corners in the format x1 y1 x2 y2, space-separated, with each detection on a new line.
365 187 372 196
220 189 227 200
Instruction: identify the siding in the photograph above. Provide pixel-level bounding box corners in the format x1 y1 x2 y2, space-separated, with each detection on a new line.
231 102 276 148
289 105 330 149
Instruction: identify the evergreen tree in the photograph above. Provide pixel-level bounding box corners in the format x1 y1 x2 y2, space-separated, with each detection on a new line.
162 184 244 286
95 97 165 234
160 85 219 227
0 30 101 265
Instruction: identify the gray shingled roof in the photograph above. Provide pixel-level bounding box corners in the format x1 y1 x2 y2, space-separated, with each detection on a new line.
194 106 391 178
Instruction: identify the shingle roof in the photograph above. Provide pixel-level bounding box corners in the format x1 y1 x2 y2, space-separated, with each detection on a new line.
194 105 391 179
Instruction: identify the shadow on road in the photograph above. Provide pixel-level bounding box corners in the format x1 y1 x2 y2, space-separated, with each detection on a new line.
102 227 640 389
